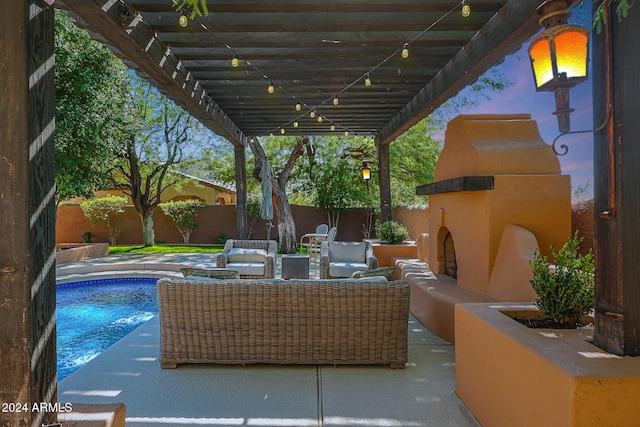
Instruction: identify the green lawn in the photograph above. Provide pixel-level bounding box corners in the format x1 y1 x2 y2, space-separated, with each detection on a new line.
109 244 224 255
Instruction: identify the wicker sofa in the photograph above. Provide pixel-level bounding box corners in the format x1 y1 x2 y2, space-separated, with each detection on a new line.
216 239 277 278
156 277 409 368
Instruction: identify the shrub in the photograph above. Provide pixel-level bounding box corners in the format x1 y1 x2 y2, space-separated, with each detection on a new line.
80 195 127 245
81 231 94 243
160 199 206 244
216 233 228 244
529 231 595 324
375 220 409 244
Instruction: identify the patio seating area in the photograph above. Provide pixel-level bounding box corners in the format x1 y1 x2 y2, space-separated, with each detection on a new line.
56 253 480 426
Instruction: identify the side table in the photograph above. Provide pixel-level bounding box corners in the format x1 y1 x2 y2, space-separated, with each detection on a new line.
281 254 310 279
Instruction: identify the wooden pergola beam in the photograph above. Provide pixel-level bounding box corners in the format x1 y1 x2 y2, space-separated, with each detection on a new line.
61 0 246 146
378 0 542 145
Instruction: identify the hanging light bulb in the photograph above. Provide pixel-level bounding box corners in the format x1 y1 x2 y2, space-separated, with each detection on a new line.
179 11 188 27
317 116 323 123
293 120 299 128
333 96 339 106
401 43 409 59
344 130 349 137
330 123 336 131
310 109 316 119
267 82 275 94
280 128 285 134
364 73 372 87
461 0 471 18
295 101 301 111
231 54 239 68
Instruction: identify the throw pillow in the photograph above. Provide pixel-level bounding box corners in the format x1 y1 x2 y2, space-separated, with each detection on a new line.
350 267 396 280
180 267 240 279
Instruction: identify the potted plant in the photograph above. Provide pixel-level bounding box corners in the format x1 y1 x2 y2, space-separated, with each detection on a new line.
375 220 409 244
521 230 595 328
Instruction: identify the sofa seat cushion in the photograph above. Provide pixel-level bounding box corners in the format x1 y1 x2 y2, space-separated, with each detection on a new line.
228 248 268 263
351 267 396 280
329 262 368 278
226 262 265 276
328 242 366 263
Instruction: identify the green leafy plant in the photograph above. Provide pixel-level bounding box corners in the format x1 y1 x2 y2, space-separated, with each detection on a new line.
160 199 206 244
80 195 128 245
173 0 209 18
592 0 634 34
375 220 409 244
216 233 228 244
529 231 595 325
81 231 94 243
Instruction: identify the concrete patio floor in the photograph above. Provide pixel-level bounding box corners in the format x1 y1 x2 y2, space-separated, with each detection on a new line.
56 254 480 427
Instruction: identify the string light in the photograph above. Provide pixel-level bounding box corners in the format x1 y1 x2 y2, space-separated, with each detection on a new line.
293 120 299 128
189 2 461 136
461 0 471 18
318 116 323 123
179 10 188 27
401 43 409 59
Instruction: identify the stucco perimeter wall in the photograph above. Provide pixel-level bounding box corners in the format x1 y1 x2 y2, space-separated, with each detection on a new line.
392 205 429 240
56 204 376 245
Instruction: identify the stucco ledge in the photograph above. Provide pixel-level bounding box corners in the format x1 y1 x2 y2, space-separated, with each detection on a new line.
455 302 640 427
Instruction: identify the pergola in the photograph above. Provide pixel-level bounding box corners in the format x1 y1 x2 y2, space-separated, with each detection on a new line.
56 0 542 228
1 1 639 425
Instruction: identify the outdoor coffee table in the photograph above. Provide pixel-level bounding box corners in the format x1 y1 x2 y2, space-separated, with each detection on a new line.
281 254 309 279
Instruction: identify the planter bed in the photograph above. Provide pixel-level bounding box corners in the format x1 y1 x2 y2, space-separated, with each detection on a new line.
455 302 640 427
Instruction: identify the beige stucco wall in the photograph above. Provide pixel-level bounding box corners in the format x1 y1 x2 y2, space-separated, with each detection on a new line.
426 114 572 296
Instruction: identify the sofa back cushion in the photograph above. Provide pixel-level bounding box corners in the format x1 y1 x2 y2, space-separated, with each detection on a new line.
328 242 366 263
229 247 268 263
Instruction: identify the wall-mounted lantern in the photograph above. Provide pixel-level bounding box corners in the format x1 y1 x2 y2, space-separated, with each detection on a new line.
361 160 372 191
528 0 589 134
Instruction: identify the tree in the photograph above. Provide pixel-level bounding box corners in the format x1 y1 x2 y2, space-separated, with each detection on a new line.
80 195 127 245
248 137 312 253
160 199 205 244
54 10 129 201
111 79 199 246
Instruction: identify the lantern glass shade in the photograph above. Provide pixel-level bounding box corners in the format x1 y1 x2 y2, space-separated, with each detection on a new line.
528 25 590 92
361 165 371 181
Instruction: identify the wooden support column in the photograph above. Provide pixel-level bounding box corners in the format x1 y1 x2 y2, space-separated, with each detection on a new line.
377 140 392 222
0 1 58 425
234 144 248 239
592 2 640 356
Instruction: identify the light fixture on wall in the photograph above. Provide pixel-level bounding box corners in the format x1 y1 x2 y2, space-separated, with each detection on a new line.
361 160 372 192
528 0 589 134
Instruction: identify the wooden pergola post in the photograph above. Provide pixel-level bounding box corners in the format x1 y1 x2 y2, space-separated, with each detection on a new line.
0 1 58 425
377 139 393 222
592 1 640 356
234 144 248 239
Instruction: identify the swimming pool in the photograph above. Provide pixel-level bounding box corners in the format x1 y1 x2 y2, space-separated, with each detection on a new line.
57 278 159 381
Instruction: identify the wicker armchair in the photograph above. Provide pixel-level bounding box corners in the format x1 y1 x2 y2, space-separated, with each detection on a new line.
216 239 277 278
319 240 378 279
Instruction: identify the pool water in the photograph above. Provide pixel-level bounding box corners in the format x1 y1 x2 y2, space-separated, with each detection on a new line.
56 278 159 381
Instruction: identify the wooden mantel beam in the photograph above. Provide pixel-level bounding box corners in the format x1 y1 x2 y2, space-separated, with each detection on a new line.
60 0 246 146
378 0 542 145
